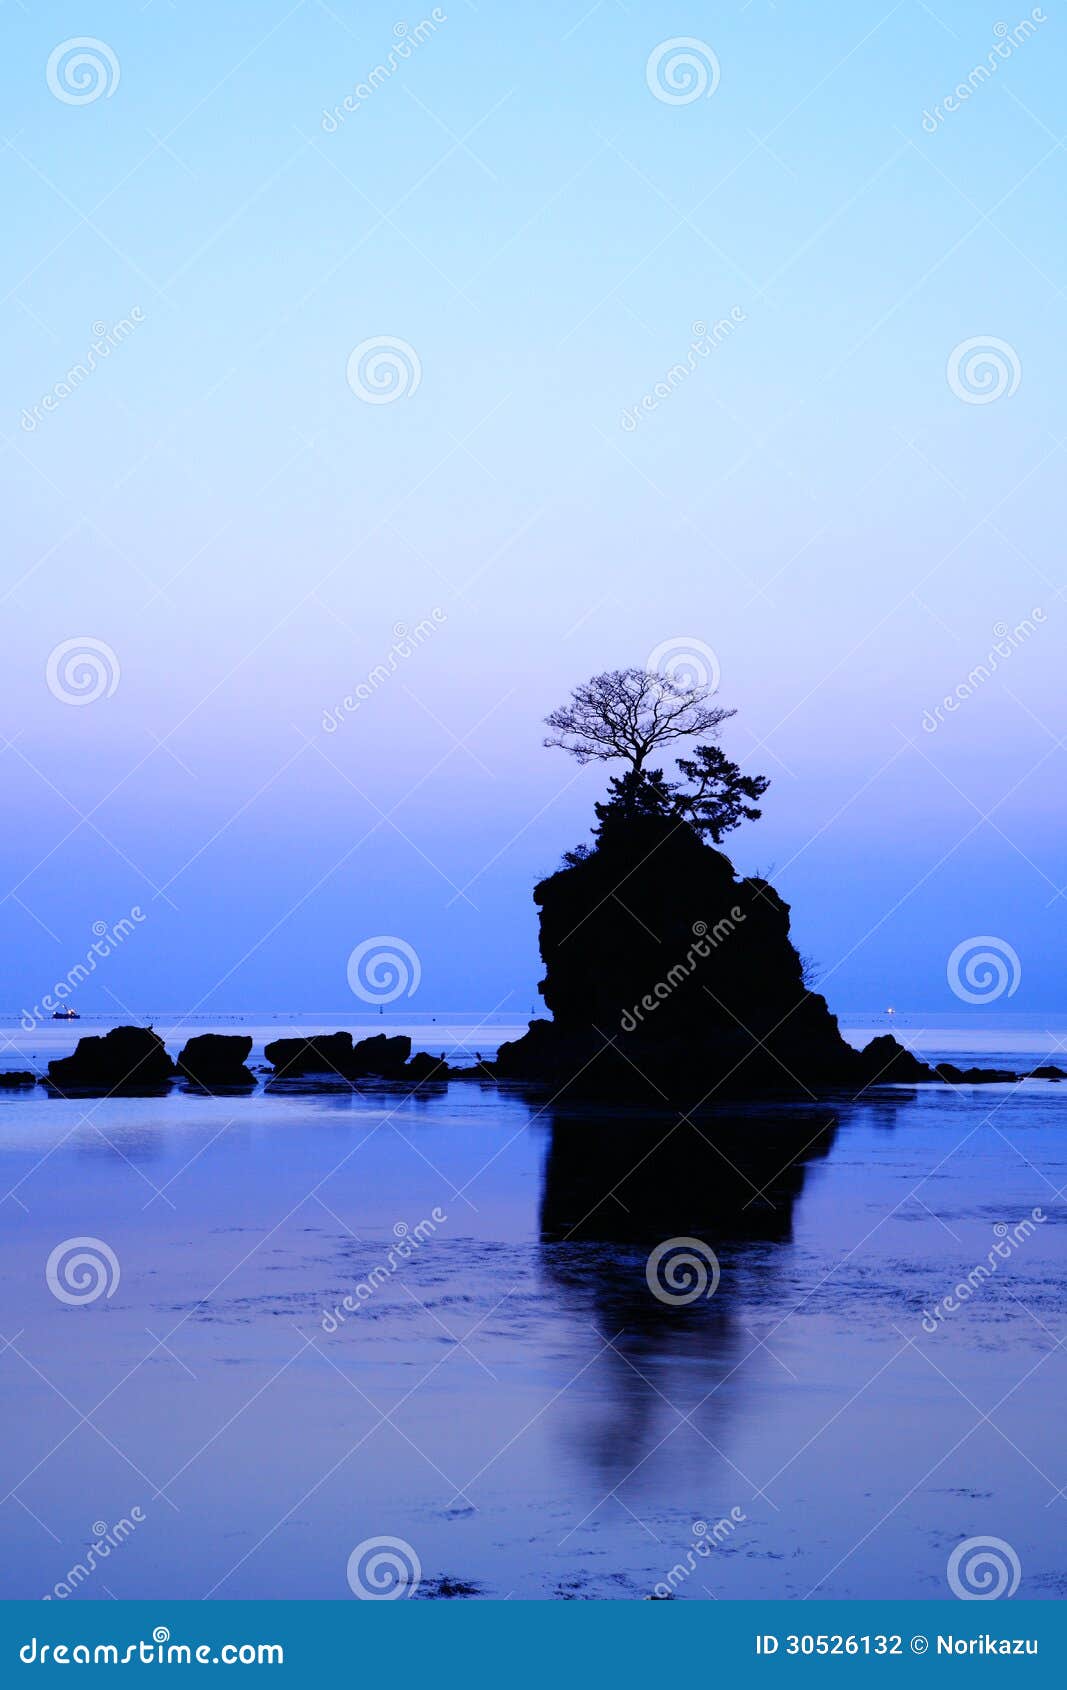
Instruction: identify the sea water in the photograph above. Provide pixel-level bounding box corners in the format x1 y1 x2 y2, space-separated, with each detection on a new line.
0 1013 1064 1600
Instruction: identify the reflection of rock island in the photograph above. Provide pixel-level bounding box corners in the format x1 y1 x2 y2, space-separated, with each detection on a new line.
539 1108 838 1245
537 1107 839 1493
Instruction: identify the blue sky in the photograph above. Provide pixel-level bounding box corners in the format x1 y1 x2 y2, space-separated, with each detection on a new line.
1 0 1064 1019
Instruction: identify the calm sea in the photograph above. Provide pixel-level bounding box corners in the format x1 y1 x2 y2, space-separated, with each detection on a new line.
1 1012 1064 1600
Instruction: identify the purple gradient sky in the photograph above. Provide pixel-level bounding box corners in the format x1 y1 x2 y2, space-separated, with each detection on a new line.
2 1 1064 1021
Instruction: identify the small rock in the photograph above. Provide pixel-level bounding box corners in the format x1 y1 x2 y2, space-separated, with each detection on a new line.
46 1026 174 1094
350 1033 411 1078
404 1051 451 1083
264 1032 354 1078
177 1034 254 1089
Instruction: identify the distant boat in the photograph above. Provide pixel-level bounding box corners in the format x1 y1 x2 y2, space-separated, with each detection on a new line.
52 1007 80 1020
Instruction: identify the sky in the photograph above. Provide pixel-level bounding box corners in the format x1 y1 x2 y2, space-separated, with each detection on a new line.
1 0 1064 1023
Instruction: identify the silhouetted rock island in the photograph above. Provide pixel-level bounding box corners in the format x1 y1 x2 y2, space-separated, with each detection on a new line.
17 669 1062 1107
494 811 927 1098
493 664 1030 1101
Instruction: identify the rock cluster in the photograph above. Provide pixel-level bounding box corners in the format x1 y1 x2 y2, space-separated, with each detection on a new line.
262 1032 442 1081
36 1027 451 1095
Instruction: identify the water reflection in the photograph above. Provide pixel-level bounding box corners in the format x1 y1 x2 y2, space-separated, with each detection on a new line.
537 1108 839 1488
540 1106 838 1245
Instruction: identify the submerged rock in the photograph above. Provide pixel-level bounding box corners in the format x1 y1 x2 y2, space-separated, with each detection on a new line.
46 1026 175 1094
177 1034 254 1089
417 1576 483 1600
935 1063 1018 1085
0 1071 35 1088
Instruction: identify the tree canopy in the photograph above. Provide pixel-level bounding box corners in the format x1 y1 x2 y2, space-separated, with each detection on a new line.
544 667 732 772
547 666 769 850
